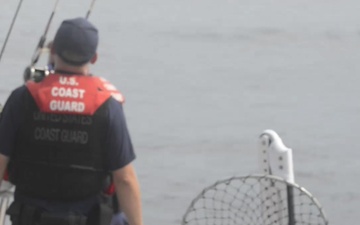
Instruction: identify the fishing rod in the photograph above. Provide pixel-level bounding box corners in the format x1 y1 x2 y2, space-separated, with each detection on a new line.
30 0 60 67
85 0 97 19
0 0 24 64
23 0 60 82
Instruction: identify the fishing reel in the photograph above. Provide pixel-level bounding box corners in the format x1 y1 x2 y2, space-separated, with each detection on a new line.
23 65 53 83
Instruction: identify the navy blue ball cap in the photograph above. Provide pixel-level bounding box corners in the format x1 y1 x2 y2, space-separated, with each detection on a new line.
53 17 98 66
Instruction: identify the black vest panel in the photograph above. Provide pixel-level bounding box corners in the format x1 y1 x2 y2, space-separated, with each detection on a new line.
9 90 111 201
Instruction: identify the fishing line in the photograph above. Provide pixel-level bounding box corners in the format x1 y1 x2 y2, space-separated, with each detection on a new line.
30 0 60 66
0 0 24 63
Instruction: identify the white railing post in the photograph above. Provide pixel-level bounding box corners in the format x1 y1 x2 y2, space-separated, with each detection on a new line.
258 129 294 182
258 129 295 225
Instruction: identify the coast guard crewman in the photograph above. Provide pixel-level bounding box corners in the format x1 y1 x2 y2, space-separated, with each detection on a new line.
0 17 142 225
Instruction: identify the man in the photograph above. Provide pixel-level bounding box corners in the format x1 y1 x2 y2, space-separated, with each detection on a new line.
0 17 142 225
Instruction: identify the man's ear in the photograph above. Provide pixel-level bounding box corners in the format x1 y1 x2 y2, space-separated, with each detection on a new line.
90 53 98 64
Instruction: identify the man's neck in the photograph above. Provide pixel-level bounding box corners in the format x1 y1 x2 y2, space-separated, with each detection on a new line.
54 67 89 75
54 63 90 75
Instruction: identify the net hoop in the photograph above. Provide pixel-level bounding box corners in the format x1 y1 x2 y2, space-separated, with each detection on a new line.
182 174 329 225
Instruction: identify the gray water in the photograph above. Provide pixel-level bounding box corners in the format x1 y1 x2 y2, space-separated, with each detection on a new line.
1 0 360 224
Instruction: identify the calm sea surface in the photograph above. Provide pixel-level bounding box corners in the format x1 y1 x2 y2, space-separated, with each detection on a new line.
1 0 360 224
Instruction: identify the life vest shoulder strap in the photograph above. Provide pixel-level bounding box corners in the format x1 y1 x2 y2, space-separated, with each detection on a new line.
96 77 125 104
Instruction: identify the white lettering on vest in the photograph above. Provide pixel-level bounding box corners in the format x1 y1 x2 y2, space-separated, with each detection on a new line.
59 76 79 86
34 127 60 141
111 93 124 102
51 87 85 99
60 130 89 144
104 83 117 91
34 127 88 144
49 100 85 113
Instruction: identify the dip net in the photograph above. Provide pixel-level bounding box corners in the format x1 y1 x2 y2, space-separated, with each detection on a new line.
182 175 328 225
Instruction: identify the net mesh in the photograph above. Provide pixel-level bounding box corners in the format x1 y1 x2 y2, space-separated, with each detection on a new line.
182 175 328 225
